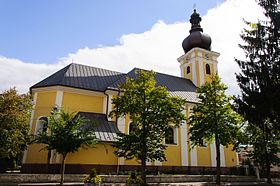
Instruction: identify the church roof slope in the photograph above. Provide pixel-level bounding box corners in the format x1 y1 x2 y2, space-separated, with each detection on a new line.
108 68 199 103
31 63 125 92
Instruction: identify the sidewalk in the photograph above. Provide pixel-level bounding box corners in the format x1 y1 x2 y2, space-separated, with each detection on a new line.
3 182 276 186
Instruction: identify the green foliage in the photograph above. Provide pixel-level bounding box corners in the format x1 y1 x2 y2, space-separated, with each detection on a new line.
0 88 32 168
126 171 143 184
235 0 279 183
34 108 97 156
188 75 243 184
83 168 102 183
189 75 243 147
110 70 185 183
33 108 97 185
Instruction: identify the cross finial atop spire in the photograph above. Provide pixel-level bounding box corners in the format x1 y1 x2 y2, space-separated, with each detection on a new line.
193 3 196 10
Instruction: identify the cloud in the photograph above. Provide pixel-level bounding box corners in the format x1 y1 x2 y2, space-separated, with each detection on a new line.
0 0 264 95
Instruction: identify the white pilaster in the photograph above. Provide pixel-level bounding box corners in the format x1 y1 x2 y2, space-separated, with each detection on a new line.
22 92 38 164
51 90 64 163
118 157 125 165
107 95 113 121
180 108 188 166
220 145 226 167
154 160 162 166
210 141 217 167
55 91 63 107
198 61 204 86
191 59 197 86
190 146 197 166
117 116 126 133
236 151 240 166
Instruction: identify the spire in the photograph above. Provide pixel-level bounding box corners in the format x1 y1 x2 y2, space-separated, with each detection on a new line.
182 9 211 53
189 9 203 33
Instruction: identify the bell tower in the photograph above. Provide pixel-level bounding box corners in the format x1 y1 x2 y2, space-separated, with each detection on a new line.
178 9 220 87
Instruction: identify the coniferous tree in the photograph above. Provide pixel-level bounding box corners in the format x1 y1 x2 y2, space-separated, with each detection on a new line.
111 70 185 185
235 0 280 183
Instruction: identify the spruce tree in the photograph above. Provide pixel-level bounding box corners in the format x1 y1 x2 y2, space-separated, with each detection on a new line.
235 0 280 183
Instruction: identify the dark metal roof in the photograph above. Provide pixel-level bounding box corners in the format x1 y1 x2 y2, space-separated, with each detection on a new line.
31 63 199 103
77 112 119 142
31 63 125 92
108 68 199 103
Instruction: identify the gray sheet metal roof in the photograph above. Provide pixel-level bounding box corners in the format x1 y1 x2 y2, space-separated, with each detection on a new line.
108 68 199 103
31 63 199 103
77 112 119 142
31 63 125 92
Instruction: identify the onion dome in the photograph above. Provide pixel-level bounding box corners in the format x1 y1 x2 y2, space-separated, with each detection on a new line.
182 9 211 53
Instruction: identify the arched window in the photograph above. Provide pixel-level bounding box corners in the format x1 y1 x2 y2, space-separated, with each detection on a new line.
165 127 175 144
206 64 211 75
186 66 191 74
35 117 48 134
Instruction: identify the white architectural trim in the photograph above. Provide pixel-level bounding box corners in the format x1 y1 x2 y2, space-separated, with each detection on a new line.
210 141 217 167
191 59 197 86
22 92 38 164
118 157 124 165
117 116 126 133
190 146 197 166
55 90 63 107
107 95 113 121
154 160 162 166
220 145 226 167
198 61 204 86
51 91 64 163
180 109 188 166
213 63 218 74
236 151 239 166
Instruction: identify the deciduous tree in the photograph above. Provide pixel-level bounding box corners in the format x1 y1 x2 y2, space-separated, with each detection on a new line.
188 75 243 185
34 108 97 185
111 70 185 185
0 88 32 171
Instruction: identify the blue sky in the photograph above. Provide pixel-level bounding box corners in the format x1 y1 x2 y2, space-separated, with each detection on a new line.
0 0 263 94
0 0 224 64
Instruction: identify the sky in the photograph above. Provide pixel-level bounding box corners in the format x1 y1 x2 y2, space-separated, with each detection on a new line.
0 0 264 95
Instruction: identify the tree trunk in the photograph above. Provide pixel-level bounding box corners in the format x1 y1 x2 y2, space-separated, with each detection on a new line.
141 158 147 186
215 138 221 185
60 154 66 186
266 156 272 184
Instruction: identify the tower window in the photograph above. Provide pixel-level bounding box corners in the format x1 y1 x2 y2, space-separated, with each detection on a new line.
206 64 211 75
186 66 191 74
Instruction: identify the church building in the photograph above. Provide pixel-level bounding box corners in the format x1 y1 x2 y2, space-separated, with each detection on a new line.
23 10 238 173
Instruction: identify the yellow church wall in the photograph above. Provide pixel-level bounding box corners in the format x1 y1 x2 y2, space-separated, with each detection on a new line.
66 143 117 165
197 146 211 167
224 145 238 167
25 91 57 164
62 92 104 114
163 128 181 166
124 159 140 165
31 91 56 133
25 144 49 163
